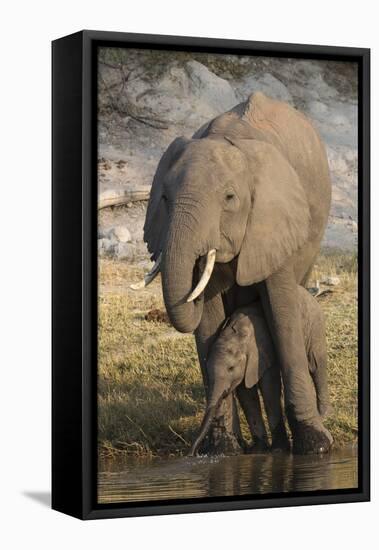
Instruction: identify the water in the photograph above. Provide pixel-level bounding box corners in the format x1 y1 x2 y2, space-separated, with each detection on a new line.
98 447 358 504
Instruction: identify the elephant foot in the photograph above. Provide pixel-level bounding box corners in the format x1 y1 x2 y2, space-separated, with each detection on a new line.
202 426 243 456
291 419 333 455
246 436 270 454
271 424 291 453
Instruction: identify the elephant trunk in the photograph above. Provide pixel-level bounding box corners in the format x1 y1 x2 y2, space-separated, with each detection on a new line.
188 405 218 457
162 202 217 333
189 374 231 456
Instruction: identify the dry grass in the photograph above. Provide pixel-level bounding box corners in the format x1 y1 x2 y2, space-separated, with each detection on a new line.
312 251 358 445
98 249 358 457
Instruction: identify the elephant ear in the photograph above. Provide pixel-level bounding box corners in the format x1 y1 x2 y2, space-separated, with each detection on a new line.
244 341 260 389
230 138 311 286
245 347 275 389
239 311 275 389
143 137 189 261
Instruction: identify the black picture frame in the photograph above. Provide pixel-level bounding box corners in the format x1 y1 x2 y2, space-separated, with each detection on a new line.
52 30 370 520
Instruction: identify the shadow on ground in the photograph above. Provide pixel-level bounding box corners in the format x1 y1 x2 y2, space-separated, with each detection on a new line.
23 491 51 507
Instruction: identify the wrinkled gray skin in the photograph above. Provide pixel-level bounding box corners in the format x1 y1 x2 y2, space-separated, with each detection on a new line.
144 92 332 454
189 287 332 456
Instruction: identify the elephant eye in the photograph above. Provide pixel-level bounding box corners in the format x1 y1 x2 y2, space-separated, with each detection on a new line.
225 192 235 201
228 365 235 372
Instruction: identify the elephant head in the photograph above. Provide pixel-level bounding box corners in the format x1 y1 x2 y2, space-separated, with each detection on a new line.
141 133 310 334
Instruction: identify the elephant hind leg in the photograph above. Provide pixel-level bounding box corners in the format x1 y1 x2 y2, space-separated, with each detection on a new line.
259 367 290 452
259 265 332 454
237 385 269 452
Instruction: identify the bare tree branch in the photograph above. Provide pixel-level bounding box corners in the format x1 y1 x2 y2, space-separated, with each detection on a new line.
98 187 151 209
99 64 169 129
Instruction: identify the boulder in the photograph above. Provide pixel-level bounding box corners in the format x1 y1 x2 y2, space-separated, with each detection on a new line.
122 60 238 128
98 237 117 257
108 225 132 243
98 238 106 254
235 73 292 103
103 237 117 255
321 276 341 286
185 60 238 115
115 242 135 261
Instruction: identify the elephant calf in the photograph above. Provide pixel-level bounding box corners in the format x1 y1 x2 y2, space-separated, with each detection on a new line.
189 287 331 456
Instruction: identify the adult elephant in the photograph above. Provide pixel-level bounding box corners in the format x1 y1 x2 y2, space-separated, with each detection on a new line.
140 92 332 454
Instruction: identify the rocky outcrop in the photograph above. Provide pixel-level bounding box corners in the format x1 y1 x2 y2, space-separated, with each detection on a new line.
98 50 358 255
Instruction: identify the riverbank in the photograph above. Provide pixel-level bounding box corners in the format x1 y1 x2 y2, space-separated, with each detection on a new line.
98 249 358 457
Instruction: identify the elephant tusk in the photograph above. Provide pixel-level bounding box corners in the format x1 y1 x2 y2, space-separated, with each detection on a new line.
130 253 162 290
186 249 216 303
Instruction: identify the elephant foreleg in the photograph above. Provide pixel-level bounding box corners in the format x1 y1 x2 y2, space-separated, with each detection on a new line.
258 264 333 454
237 385 269 452
259 367 290 451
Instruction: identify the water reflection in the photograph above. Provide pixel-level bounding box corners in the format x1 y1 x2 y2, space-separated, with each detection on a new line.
98 447 357 504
